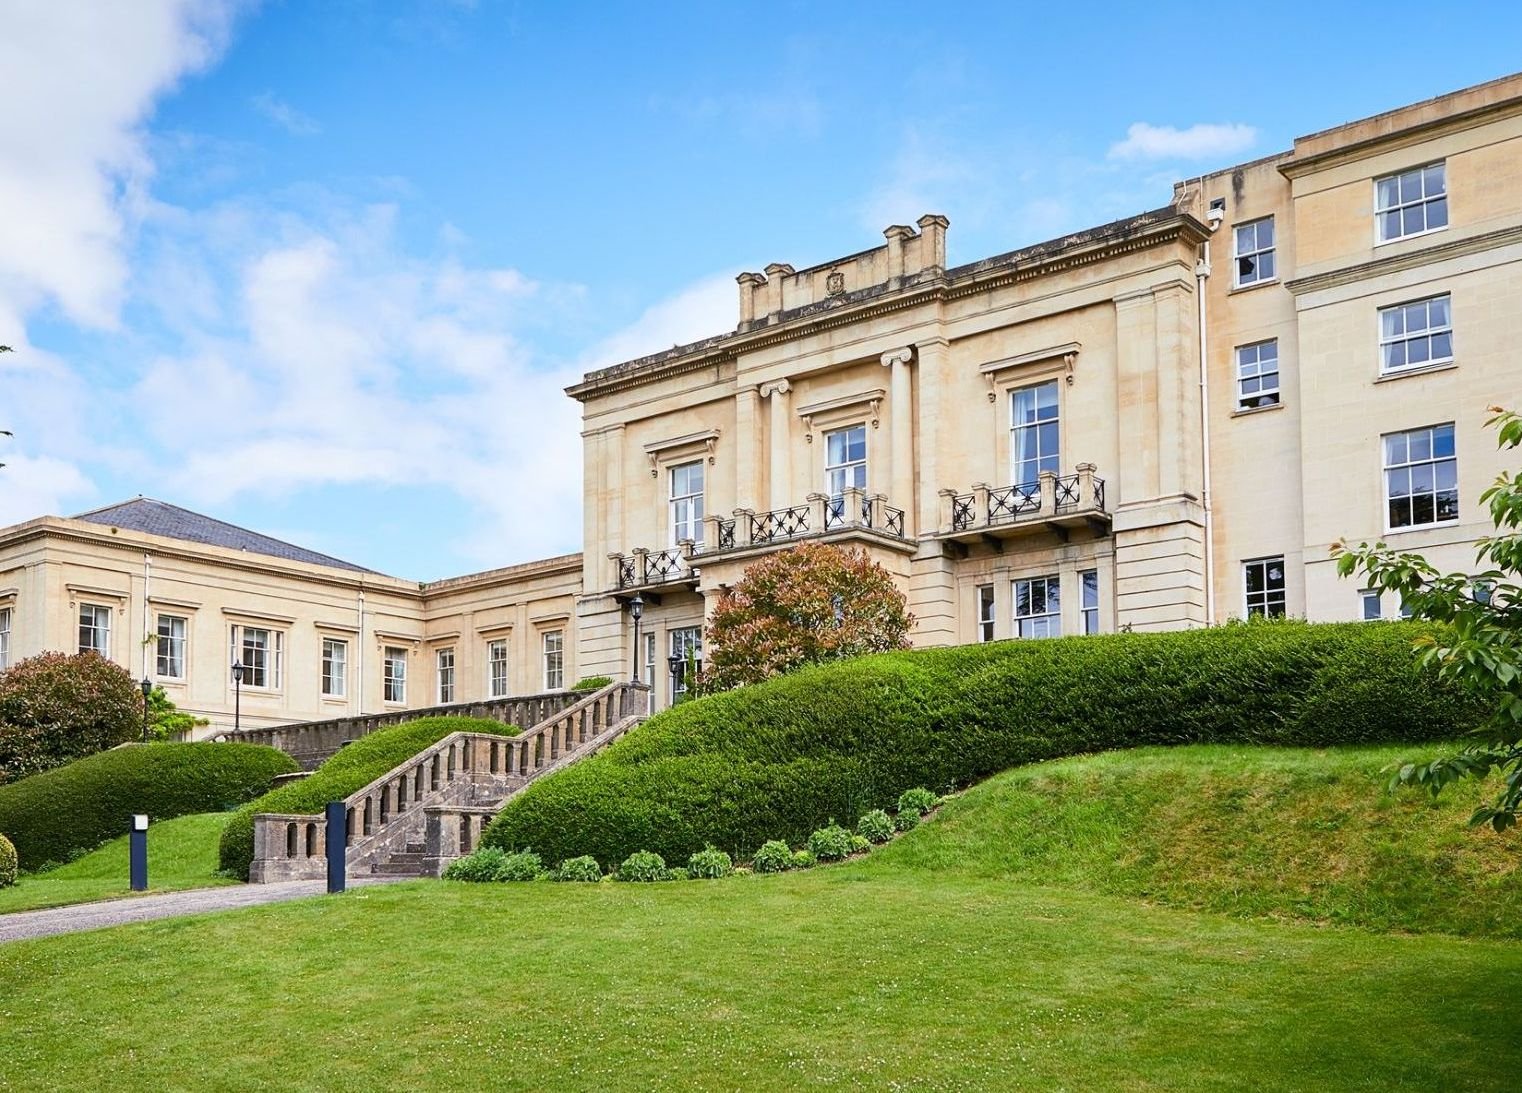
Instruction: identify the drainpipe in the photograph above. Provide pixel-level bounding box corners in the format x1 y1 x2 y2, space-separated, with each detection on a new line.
143 553 152 678
356 588 366 716
1196 238 1216 625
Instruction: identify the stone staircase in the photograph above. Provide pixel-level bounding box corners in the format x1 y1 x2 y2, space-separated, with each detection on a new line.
247 680 650 882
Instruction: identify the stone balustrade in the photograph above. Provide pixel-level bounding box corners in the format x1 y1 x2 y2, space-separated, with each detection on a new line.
249 680 651 882
219 689 584 770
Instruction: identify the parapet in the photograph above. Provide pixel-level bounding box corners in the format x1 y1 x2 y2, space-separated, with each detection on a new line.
736 213 949 329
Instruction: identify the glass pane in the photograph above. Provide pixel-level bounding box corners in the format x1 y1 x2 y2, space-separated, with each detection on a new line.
1383 341 1406 369
1235 223 1255 253
1409 429 1432 462
1389 496 1408 528
1246 564 1264 595
1238 256 1256 281
1082 570 1098 608
1427 197 1448 229
1425 164 1445 196
1259 341 1278 365
1410 462 1434 495
1408 337 1430 365
1381 307 1403 338
827 431 848 464
1399 169 1422 202
1376 176 1399 209
1257 251 1275 281
1384 432 1407 466
1045 579 1060 612
1403 206 1424 236
1015 582 1031 616
1380 210 1402 240
1435 459 1457 492
1412 493 1435 525
1388 466 1411 499
1433 426 1456 457
1428 295 1450 328
1257 218 1274 247
1437 491 1459 521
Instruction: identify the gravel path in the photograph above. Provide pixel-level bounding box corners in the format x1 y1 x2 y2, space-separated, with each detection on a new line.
0 876 405 944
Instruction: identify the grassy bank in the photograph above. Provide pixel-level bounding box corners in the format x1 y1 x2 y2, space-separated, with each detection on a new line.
0 813 234 915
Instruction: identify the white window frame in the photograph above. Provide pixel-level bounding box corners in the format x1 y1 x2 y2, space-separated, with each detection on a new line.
1233 216 1276 288
1013 575 1061 639
78 604 111 657
1383 423 1458 532
1081 570 1100 635
1375 161 1447 244
542 630 565 691
0 606 11 671
976 585 996 642
437 647 455 704
643 631 658 704
1243 557 1287 618
156 614 187 680
321 638 347 698
1378 294 1453 376
1010 381 1060 487
669 460 705 548
1235 340 1280 410
1359 590 1385 621
231 625 282 690
383 646 407 704
487 638 509 698
670 626 702 697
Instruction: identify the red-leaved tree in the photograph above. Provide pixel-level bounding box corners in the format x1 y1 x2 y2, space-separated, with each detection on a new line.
700 543 913 692
0 652 143 784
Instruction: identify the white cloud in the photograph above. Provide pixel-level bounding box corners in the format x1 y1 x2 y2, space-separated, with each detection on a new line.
251 92 321 136
1107 122 1258 162
0 453 94 526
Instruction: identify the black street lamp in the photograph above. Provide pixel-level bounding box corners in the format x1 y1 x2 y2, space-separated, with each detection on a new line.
231 660 245 734
629 592 644 683
140 677 152 744
667 651 684 704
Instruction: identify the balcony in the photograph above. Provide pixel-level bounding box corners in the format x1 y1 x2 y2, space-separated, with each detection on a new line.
609 488 912 592
937 464 1108 548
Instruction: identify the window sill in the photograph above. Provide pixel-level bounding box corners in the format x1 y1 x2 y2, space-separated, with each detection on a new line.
1383 520 1461 536
1374 360 1456 383
1375 225 1448 248
1228 278 1280 296
1231 401 1284 418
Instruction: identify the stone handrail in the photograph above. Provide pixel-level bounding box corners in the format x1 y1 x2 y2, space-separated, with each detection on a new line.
249 680 651 881
219 689 585 770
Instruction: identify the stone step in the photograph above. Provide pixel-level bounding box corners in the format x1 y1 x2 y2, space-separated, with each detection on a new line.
372 861 427 876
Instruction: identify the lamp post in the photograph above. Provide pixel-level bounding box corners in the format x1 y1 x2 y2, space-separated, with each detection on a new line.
140 677 152 744
231 660 245 734
667 651 683 705
629 592 644 683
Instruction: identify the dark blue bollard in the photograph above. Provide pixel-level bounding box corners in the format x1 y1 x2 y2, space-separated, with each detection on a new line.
130 814 148 892
325 801 346 894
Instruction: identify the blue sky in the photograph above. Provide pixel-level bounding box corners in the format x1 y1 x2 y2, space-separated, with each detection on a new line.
3 1 1520 578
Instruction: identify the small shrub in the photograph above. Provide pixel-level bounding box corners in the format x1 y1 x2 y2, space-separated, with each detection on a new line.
789 849 816 870
897 787 939 816
687 845 733 879
808 823 854 862
443 847 508 882
0 833 16 887
570 676 614 692
850 834 871 854
665 866 690 881
751 840 792 874
553 855 603 882
0 652 144 784
494 849 546 881
617 849 667 882
857 809 893 844
893 810 920 833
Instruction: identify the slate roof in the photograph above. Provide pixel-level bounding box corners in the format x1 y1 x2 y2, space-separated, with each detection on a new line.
71 497 378 574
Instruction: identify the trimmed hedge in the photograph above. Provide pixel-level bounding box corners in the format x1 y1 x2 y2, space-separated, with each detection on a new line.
218 716 516 880
0 743 297 869
482 621 1486 868
0 833 15 887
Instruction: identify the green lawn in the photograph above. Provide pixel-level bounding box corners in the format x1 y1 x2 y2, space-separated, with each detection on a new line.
0 813 234 915
2 744 1520 1090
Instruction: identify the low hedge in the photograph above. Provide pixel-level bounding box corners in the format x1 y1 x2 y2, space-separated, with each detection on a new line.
0 743 297 869
217 716 516 880
482 620 1487 868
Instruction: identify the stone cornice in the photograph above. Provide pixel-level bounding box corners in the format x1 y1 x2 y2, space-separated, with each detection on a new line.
1279 94 1522 179
566 208 1205 403
1284 223 1522 296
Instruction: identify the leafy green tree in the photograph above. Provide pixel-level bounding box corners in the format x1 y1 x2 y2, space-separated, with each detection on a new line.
0 652 142 784
700 542 912 692
1334 406 1522 830
147 685 208 741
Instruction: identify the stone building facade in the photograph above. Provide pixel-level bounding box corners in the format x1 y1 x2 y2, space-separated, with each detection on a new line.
2 74 1519 726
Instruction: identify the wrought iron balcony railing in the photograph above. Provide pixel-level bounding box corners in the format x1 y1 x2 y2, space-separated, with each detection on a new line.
609 488 913 590
940 465 1107 539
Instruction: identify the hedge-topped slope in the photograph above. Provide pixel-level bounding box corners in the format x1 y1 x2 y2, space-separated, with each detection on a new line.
218 715 516 879
865 743 1522 939
483 621 1486 867
0 743 297 870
